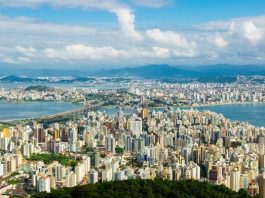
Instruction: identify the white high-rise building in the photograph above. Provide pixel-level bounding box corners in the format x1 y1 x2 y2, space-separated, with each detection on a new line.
65 172 77 187
102 166 113 182
70 128 77 152
88 170 98 184
37 176 51 193
115 170 125 181
128 116 142 136
0 163 4 177
230 169 240 192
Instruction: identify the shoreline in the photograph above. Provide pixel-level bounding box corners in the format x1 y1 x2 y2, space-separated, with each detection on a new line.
1 101 265 124
102 101 265 110
0 99 83 105
179 101 265 108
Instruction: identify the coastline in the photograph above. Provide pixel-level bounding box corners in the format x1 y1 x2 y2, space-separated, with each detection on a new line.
0 101 82 123
99 102 265 128
180 101 265 108
1 100 265 126
0 99 83 105
98 101 265 110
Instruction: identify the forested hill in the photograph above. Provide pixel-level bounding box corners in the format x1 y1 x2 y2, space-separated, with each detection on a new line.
32 179 253 198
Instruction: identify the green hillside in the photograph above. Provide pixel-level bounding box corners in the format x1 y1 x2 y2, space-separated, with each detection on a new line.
32 179 253 198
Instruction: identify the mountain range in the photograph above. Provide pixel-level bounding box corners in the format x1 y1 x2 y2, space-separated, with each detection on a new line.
1 64 265 83
93 64 265 79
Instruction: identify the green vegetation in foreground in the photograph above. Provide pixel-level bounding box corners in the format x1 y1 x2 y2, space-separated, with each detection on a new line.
29 153 79 168
7 179 20 185
32 179 252 198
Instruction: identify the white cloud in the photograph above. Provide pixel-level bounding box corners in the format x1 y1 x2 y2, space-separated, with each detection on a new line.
0 10 265 66
198 16 265 46
44 44 124 60
172 49 197 58
230 21 263 45
18 57 31 62
112 7 142 40
1 57 18 64
146 28 191 48
0 0 142 40
152 47 170 58
43 44 173 60
0 15 97 36
131 0 169 8
211 35 228 48
16 45 36 57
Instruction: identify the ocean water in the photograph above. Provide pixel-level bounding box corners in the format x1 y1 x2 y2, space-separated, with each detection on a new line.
194 103 265 127
0 101 80 121
99 103 265 127
1 101 265 127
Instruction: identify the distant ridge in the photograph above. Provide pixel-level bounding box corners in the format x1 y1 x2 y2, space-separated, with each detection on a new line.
1 65 265 82
0 75 47 83
0 76 95 84
93 64 198 79
94 64 265 79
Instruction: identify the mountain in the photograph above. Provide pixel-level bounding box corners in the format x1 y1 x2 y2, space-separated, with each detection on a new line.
0 76 95 84
94 64 265 80
2 65 265 83
93 64 197 79
25 85 54 92
0 75 48 83
192 64 265 76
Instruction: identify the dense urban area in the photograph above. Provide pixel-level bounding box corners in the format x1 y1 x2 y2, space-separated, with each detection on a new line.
0 78 265 197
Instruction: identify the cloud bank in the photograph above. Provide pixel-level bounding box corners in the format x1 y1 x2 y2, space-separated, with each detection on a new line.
0 1 264 67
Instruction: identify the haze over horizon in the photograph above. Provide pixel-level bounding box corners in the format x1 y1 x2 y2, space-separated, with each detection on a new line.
0 0 265 69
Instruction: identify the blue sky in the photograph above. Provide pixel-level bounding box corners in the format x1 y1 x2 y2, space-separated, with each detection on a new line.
1 0 265 25
0 0 265 68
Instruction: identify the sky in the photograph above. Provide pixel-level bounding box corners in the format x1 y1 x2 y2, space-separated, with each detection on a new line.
0 0 265 69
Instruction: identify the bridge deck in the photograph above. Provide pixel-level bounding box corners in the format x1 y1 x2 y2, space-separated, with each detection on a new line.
0 102 105 126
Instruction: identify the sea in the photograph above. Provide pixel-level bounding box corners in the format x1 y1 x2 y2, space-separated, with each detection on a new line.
0 101 80 121
0 82 265 127
0 101 265 127
99 103 265 128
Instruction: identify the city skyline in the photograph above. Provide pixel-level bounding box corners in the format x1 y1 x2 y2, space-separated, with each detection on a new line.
0 0 265 68
1 1 265 197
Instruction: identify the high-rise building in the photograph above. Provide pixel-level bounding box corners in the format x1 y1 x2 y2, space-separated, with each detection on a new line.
37 176 50 193
69 128 77 152
61 128 69 142
33 128 46 143
105 134 116 153
125 135 132 152
88 170 98 184
53 129 60 141
230 169 240 192
91 151 100 168
141 107 149 119
128 116 142 136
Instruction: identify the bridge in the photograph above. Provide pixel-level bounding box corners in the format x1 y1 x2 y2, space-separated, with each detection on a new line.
36 102 105 124
0 102 105 126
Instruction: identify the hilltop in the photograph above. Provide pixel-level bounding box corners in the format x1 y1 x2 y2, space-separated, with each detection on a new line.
32 179 251 198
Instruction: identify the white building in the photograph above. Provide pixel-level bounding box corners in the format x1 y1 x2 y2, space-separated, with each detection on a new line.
37 176 51 193
88 170 98 184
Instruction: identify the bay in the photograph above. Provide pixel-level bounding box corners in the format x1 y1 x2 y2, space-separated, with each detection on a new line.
1 101 265 127
0 101 80 121
99 103 265 127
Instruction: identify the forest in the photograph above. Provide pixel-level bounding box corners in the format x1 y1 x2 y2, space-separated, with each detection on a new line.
32 179 253 198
